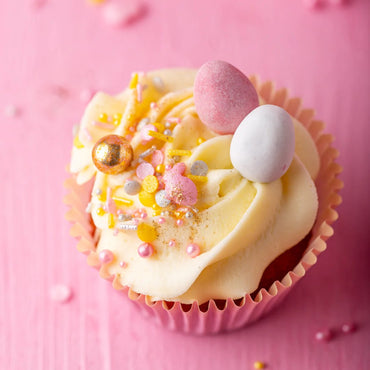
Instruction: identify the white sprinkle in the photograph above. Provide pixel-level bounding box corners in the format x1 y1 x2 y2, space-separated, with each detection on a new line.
49 284 72 303
117 223 138 231
85 202 92 213
140 146 156 158
95 188 102 196
163 129 172 136
152 76 165 92
155 190 171 208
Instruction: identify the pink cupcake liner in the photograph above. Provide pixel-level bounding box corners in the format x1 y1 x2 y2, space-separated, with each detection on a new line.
64 78 343 334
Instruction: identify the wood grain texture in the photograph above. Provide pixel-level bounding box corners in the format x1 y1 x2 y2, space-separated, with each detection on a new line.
0 0 369 369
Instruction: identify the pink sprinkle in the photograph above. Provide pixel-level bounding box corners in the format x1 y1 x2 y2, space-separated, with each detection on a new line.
151 150 164 167
102 2 144 28
167 117 181 124
119 261 128 268
106 187 116 214
136 162 155 180
99 249 114 264
150 102 158 109
165 164 172 171
138 243 154 258
136 83 143 103
83 127 92 141
139 210 147 219
341 322 357 334
157 217 166 224
91 120 115 130
186 243 200 258
141 124 157 141
49 284 72 303
315 329 333 342
168 239 176 247
176 219 184 227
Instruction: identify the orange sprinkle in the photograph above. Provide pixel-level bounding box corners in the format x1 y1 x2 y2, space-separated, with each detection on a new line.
99 113 108 122
197 137 205 145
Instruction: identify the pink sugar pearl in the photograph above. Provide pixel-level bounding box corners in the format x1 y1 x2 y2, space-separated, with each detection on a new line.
138 243 154 258
99 249 114 264
168 239 176 247
341 322 357 334
315 329 333 342
49 284 72 303
194 60 259 134
186 243 200 258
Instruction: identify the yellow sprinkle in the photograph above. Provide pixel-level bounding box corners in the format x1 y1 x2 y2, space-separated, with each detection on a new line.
156 164 165 174
152 210 161 216
138 191 156 207
253 361 266 369
197 137 205 145
151 122 165 132
187 175 208 183
148 130 174 142
99 113 108 122
142 175 159 194
167 149 192 157
107 213 114 228
113 113 122 126
112 196 134 206
73 135 84 149
129 73 139 89
96 207 105 216
97 193 106 202
137 223 157 242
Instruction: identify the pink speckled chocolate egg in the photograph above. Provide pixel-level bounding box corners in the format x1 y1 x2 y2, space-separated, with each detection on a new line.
194 60 259 134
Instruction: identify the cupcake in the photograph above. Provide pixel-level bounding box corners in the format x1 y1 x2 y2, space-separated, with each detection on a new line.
65 60 342 334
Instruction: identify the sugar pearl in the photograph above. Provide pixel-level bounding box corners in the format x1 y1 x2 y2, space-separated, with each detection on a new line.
315 329 333 342
190 160 208 176
186 243 200 258
99 249 114 264
341 322 357 334
138 243 154 258
168 239 176 247
155 190 171 208
49 284 72 303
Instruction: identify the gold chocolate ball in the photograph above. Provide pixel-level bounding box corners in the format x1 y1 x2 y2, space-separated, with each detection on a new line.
92 135 133 175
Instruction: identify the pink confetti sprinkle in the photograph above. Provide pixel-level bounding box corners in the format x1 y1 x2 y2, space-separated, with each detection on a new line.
176 219 184 227
141 124 157 141
49 284 72 303
102 1 145 28
167 117 181 124
91 120 116 130
136 162 155 180
99 249 114 264
151 150 164 167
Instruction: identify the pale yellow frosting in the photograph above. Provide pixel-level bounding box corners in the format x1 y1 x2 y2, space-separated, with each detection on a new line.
70 69 319 304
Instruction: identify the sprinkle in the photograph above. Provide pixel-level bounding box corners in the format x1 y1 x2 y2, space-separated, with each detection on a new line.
138 191 156 207
163 129 172 136
137 223 157 242
124 180 141 195
118 213 132 222
4 105 20 117
167 149 192 157
185 211 193 219
142 175 159 193
155 190 171 208
91 120 115 130
112 196 134 206
197 137 205 145
96 207 105 216
176 219 184 227
164 122 172 128
150 102 158 110
99 249 114 264
148 130 174 142
157 217 166 224
136 162 155 180
73 135 84 149
152 76 165 92
152 210 161 216
136 83 143 102
49 284 72 303
187 174 208 183
119 261 127 268
141 124 158 141
156 164 165 174
102 3 145 28
152 122 165 132
107 213 115 228
315 329 333 342
140 146 157 158
151 150 164 167
137 117 150 130
117 223 138 231
253 361 266 369
113 113 122 126
341 322 357 334
95 188 102 196
99 113 109 122
168 240 176 247
190 160 208 176
138 243 154 258
186 243 200 258
167 117 181 124
83 127 92 142
85 202 92 213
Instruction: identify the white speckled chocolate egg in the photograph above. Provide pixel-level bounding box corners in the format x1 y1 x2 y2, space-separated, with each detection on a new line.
230 105 295 183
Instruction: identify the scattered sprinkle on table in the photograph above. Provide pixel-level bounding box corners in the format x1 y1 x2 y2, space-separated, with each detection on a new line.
49 284 72 303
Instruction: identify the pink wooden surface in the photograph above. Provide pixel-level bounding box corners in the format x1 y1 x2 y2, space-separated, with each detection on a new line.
1 0 369 369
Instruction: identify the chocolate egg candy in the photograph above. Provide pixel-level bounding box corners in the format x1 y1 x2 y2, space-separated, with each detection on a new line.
230 105 295 183
92 135 133 174
194 60 259 135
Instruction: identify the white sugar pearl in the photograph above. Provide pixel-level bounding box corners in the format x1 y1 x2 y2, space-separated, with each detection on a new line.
124 180 141 195
230 105 295 183
155 190 171 208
